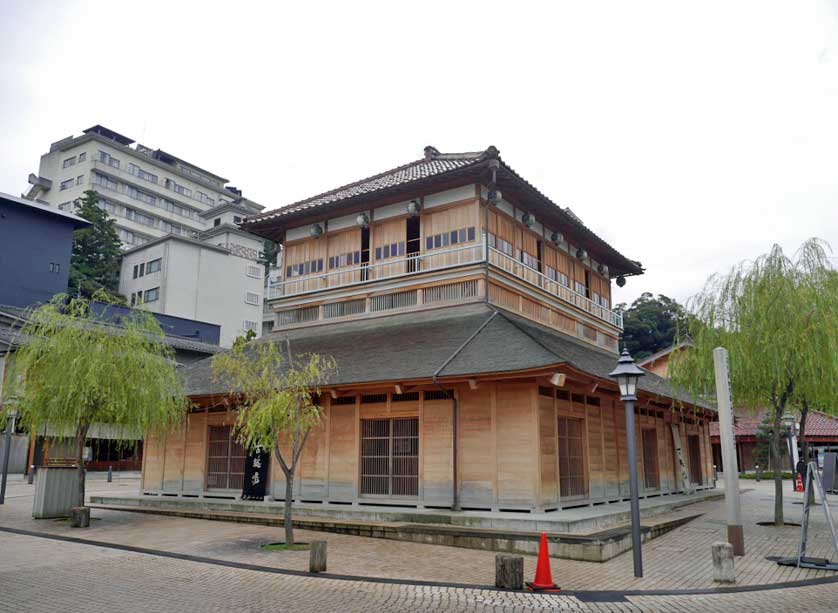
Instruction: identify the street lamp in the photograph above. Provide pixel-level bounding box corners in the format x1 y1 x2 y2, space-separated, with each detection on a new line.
609 349 646 578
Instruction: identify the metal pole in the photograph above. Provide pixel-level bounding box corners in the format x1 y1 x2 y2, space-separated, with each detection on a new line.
0 413 16 505
713 347 744 555
624 397 643 577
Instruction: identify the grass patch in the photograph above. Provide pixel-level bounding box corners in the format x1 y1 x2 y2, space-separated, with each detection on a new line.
739 472 793 480
261 542 309 552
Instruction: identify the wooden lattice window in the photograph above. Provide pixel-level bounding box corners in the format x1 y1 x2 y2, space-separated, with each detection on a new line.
558 417 587 498
642 428 660 490
360 417 419 497
206 425 246 490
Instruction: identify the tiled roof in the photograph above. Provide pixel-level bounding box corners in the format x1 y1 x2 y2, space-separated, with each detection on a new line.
182 302 711 410
243 146 644 276
710 409 838 439
245 147 487 223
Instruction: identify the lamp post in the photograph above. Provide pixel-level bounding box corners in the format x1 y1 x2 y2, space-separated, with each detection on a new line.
609 349 646 578
0 410 19 505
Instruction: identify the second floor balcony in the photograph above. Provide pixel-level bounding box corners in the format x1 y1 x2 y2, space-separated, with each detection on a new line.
267 235 623 329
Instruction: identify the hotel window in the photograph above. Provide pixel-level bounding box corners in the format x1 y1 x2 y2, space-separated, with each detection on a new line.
62 156 76 169
48 262 60 274
360 417 419 497
127 185 156 205
486 233 515 257
130 290 143 305
146 258 162 274
128 163 158 184
165 179 192 198
76 175 84 185
213 218 221 227
245 291 260 305
92 172 117 190
545 265 569 287
195 191 215 205
97 150 120 168
374 241 405 261
425 226 475 251
246 265 261 278
160 220 186 236
78 152 86 162
328 252 360 270
243 320 259 333
288 259 323 277
233 216 242 224
144 287 160 303
60 179 73 191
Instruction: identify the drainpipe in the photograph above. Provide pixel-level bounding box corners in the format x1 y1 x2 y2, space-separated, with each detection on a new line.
432 311 498 512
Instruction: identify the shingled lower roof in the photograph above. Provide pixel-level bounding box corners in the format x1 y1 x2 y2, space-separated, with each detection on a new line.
184 303 710 409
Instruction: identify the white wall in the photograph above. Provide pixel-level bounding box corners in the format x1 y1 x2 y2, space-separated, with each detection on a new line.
119 238 264 347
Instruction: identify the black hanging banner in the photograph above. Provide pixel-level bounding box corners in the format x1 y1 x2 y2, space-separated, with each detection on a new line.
241 446 270 500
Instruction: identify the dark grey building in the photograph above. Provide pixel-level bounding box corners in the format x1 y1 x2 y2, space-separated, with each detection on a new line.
0 191 89 308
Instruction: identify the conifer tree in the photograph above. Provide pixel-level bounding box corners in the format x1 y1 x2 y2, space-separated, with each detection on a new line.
68 190 125 303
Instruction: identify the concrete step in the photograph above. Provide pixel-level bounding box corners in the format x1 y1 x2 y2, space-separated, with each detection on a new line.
88 500 702 562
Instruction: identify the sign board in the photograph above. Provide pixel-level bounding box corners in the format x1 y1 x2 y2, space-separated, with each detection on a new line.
241 447 269 500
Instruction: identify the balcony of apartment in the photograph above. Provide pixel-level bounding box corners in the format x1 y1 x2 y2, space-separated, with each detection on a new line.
267 235 623 330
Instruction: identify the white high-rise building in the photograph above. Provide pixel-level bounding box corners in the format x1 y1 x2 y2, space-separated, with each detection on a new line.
25 124 264 248
25 125 275 346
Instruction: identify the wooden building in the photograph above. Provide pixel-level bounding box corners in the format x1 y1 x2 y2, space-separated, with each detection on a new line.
141 146 716 513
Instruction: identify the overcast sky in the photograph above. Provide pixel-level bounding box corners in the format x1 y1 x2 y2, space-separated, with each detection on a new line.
2 1 836 307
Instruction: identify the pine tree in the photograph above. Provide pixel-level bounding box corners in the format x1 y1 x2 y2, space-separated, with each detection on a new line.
68 190 125 303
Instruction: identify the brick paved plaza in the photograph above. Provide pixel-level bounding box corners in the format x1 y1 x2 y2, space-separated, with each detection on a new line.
2 475 838 611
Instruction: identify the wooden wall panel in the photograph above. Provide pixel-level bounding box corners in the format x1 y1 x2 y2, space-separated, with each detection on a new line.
458 385 495 507
162 421 186 492
495 383 535 506
142 432 165 492
539 394 558 505
587 400 604 499
182 411 207 493
327 229 362 287
327 402 357 501
615 404 629 497
299 411 329 498
422 399 453 505
602 401 620 497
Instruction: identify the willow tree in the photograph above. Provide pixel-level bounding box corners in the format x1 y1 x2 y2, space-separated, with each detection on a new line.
670 239 838 525
2 294 186 507
213 338 336 545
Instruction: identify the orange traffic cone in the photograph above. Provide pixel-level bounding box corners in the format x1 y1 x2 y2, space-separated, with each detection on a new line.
796 474 804 493
526 532 560 592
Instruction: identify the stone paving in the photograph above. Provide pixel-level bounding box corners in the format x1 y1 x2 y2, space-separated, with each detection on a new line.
2 476 838 611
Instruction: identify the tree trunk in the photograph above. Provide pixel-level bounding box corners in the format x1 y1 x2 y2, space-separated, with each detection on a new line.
799 400 815 505
74 422 90 508
772 406 784 526
283 470 294 545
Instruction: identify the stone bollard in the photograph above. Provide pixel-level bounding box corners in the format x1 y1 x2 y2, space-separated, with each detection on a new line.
28 465 35 485
712 542 735 583
309 541 327 573
495 554 524 590
70 506 90 528
107 466 112 483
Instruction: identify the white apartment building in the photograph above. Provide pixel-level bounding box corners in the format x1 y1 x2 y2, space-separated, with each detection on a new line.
119 227 265 348
25 125 264 249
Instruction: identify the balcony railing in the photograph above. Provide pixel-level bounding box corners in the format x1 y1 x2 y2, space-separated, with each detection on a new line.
268 243 484 299
487 247 623 329
268 236 623 329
